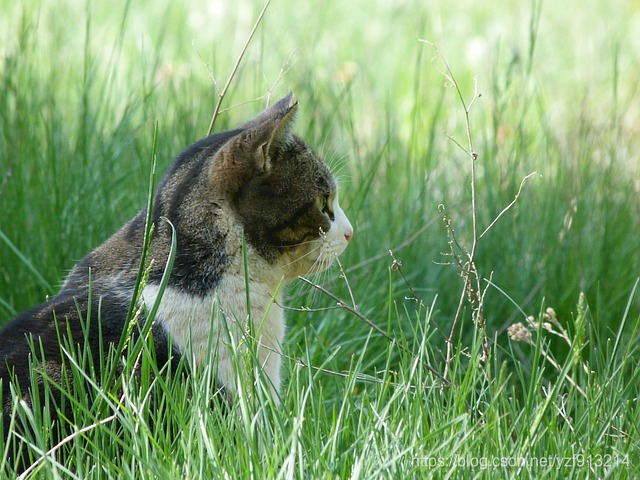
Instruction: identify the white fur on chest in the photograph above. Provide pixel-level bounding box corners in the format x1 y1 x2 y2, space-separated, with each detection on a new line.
142 273 285 398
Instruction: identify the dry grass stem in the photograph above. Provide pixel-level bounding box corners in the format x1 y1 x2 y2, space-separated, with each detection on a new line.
297 275 451 387
207 0 272 135
478 172 538 240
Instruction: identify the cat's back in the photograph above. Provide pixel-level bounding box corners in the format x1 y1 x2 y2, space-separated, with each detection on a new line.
0 285 131 362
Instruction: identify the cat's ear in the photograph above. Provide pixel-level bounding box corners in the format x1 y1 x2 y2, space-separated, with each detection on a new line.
241 92 298 172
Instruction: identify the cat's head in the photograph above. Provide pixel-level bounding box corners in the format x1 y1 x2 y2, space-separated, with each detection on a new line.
210 93 353 280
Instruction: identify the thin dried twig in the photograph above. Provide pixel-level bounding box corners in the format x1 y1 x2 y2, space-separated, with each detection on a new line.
287 216 439 303
336 216 438 278
297 276 451 387
427 51 488 378
388 251 449 357
478 172 538 239
389 251 420 304
336 257 357 309
206 0 272 135
294 358 437 390
424 41 533 380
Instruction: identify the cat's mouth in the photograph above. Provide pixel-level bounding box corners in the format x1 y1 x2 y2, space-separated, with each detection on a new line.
298 202 353 275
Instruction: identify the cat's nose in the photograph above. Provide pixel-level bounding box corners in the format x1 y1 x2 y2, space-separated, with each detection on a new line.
344 227 353 242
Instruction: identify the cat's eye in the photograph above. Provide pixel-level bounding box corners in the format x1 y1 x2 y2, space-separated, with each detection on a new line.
318 194 335 221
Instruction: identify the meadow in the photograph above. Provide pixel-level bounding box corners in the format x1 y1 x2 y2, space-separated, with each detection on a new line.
1 0 639 477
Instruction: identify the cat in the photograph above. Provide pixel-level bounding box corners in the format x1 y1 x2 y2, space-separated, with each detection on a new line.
0 92 353 448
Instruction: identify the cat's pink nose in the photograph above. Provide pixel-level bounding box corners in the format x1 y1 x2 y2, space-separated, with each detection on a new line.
344 228 353 242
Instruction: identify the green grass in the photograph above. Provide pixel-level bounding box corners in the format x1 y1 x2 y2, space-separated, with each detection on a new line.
1 0 640 477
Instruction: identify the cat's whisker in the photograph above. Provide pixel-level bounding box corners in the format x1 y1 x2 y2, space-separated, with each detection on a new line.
334 173 352 189
273 238 321 249
305 254 337 304
301 245 328 278
329 154 350 177
307 243 341 281
305 257 326 278
322 147 349 174
279 243 324 269
300 269 324 305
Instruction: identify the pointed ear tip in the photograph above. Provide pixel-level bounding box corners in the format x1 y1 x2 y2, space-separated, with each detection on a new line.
285 92 297 109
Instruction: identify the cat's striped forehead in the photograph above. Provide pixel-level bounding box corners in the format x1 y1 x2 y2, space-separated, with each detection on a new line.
230 135 338 258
